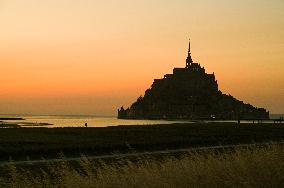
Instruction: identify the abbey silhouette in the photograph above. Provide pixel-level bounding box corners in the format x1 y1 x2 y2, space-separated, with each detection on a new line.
118 39 269 120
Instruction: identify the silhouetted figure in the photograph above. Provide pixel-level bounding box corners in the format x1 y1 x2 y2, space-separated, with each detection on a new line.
85 123 88 127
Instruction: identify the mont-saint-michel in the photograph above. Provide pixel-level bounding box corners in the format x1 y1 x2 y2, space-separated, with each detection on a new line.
118 40 269 120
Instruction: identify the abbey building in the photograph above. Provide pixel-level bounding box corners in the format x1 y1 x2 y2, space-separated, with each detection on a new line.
118 40 269 120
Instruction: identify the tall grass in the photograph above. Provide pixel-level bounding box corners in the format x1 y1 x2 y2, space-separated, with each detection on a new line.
1 144 283 188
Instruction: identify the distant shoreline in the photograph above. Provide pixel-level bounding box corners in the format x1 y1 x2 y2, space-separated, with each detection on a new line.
0 117 284 128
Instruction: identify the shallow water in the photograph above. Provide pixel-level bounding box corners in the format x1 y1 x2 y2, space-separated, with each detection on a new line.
3 115 192 128
1 114 282 128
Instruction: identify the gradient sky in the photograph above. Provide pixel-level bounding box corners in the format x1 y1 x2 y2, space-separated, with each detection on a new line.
0 0 283 115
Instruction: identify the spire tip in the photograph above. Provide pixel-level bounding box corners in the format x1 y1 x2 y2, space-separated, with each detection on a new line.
188 38 191 53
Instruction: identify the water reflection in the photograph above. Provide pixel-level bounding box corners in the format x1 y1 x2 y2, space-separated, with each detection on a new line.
2 114 283 128
4 115 192 128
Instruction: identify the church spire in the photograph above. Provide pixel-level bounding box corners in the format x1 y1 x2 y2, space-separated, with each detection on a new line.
188 38 191 53
186 38 193 68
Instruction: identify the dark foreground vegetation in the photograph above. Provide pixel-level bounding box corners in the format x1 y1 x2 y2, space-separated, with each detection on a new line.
0 144 283 187
0 123 283 161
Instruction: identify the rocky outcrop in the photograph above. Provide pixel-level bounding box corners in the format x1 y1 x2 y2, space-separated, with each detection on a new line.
118 40 269 120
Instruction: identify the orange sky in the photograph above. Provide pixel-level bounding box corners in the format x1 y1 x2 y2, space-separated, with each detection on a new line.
0 0 283 115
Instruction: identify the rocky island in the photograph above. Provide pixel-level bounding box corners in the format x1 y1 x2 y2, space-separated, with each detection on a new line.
118 39 269 120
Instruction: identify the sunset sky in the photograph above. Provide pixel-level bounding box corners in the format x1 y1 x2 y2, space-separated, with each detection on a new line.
0 0 283 115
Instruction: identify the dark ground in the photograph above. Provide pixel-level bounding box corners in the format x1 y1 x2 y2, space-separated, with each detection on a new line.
0 122 283 161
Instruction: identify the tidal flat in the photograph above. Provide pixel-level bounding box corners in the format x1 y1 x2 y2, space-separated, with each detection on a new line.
0 123 283 161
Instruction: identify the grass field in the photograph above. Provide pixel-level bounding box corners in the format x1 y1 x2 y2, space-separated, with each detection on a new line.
0 144 283 187
0 123 283 161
